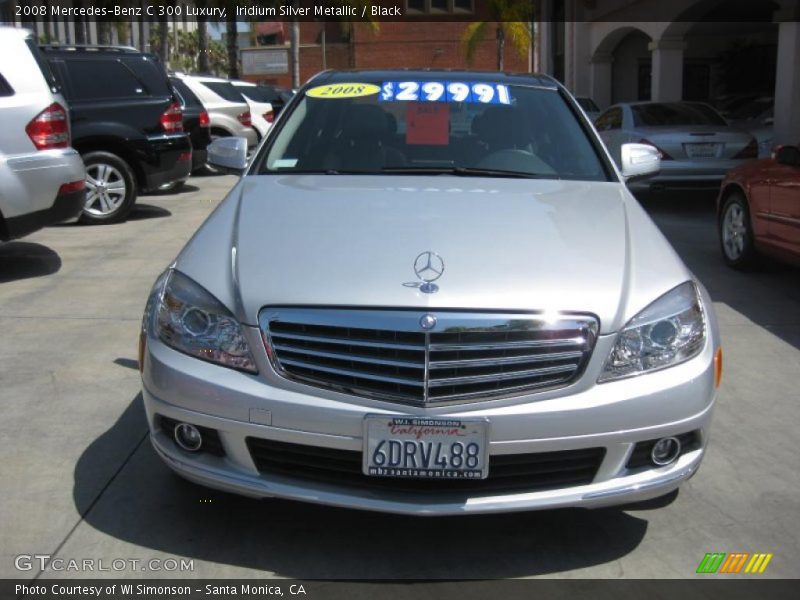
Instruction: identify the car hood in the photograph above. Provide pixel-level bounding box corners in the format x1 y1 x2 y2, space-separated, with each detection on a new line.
176 175 692 334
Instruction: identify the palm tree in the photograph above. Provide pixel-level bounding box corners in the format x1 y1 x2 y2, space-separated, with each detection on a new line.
197 13 209 74
225 14 239 79
461 0 533 71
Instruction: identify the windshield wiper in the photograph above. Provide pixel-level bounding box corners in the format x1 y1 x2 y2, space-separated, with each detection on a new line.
381 167 554 179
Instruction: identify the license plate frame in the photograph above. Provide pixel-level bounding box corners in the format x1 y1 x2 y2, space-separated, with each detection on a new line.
362 415 490 480
685 142 720 158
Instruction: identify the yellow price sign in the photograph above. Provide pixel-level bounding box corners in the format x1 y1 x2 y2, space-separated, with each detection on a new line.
306 83 380 99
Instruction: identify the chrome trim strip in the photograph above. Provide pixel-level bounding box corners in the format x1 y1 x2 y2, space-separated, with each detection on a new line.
581 465 695 500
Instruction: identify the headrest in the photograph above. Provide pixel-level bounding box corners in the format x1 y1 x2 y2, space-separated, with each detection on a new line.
342 105 389 139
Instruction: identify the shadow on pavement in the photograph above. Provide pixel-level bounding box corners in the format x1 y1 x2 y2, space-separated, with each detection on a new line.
0 241 61 283
145 184 201 196
73 395 649 578
128 204 172 221
637 189 800 351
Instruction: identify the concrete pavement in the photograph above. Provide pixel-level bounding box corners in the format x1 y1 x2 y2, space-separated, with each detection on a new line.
0 182 798 579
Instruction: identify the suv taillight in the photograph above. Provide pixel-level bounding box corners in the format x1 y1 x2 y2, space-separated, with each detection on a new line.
238 111 252 127
26 103 69 150
264 110 274 124
198 111 210 128
160 102 184 133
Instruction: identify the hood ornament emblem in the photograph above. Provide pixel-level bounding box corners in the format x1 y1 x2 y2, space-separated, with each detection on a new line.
419 313 437 330
404 251 444 294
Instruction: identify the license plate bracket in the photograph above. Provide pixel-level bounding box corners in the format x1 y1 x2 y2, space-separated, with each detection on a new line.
362 415 490 479
685 142 720 158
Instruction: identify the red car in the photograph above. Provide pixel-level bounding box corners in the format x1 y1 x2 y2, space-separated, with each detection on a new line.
718 144 800 268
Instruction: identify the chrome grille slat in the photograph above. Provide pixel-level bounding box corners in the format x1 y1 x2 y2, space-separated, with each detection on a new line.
428 338 585 351
273 343 425 370
271 331 426 351
428 350 584 369
261 309 598 406
427 364 579 387
278 357 426 387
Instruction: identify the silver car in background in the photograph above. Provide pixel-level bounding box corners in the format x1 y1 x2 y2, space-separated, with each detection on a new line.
595 101 757 192
174 74 258 150
140 71 721 515
0 27 85 241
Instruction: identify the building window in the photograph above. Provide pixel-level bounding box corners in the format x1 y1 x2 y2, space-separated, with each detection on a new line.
453 0 474 12
405 0 474 14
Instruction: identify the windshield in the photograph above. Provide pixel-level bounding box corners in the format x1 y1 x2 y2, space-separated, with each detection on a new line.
257 79 609 181
200 80 247 104
631 102 727 127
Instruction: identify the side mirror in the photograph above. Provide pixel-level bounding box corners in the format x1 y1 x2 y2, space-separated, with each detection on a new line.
620 143 661 179
774 145 800 167
207 137 248 175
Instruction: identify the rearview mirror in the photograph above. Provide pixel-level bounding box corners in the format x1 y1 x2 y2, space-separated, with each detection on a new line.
207 137 248 175
620 143 661 180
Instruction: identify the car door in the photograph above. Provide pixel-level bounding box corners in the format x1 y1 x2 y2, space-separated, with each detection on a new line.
768 146 800 256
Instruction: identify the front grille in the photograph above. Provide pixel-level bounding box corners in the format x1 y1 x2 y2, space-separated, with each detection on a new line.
246 437 605 495
260 309 598 406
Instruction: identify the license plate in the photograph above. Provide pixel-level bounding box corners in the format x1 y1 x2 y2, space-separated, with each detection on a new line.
685 142 719 158
363 415 490 479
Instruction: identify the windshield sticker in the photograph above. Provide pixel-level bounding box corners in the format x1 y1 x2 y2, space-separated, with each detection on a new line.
306 83 381 99
406 103 450 145
273 158 299 168
380 81 512 105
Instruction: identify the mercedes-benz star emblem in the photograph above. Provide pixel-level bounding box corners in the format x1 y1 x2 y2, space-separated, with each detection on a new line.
419 314 437 330
412 251 445 294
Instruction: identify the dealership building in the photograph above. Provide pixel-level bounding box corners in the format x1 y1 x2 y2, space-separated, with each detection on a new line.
537 0 800 144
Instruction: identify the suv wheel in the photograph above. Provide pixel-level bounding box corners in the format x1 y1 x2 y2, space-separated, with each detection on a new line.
81 152 136 224
720 193 757 269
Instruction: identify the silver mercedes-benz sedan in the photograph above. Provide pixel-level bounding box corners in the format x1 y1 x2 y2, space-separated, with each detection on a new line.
139 70 722 515
595 101 757 192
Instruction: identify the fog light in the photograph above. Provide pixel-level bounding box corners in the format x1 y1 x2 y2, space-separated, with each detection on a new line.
651 436 681 466
174 423 202 452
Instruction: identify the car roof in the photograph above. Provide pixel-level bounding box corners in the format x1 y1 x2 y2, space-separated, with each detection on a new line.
0 26 33 40
40 44 141 55
309 69 558 89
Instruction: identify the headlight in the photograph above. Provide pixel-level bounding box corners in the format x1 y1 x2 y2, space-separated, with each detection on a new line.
150 269 257 373
598 281 705 382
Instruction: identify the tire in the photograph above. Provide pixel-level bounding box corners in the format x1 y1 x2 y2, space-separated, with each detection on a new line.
80 151 137 224
719 193 757 269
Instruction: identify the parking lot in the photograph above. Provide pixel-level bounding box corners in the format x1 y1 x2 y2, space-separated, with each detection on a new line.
1 175 798 580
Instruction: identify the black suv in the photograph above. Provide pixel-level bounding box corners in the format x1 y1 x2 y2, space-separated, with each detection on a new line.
170 76 212 177
41 45 192 223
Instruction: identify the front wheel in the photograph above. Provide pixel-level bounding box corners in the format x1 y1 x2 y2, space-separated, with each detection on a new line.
81 152 137 224
719 193 757 269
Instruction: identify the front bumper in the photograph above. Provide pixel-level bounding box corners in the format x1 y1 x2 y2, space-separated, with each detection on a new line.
628 158 751 191
141 312 719 515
